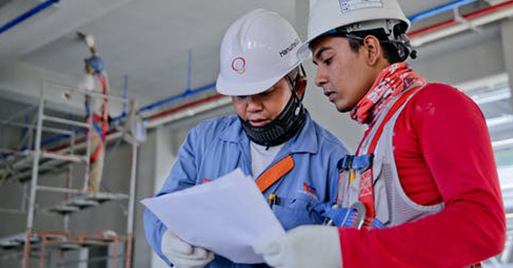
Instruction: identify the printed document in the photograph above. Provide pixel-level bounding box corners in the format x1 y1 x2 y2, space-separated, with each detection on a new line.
141 168 284 263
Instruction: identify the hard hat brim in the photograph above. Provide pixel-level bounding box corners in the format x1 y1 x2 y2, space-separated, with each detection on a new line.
216 57 306 96
216 71 289 96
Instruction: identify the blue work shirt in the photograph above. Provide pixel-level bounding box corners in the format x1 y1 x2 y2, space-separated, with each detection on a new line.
143 113 349 267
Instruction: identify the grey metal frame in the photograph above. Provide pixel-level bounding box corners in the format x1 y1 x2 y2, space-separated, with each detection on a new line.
0 80 138 268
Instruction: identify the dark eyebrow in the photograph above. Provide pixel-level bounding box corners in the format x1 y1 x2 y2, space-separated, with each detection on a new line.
260 85 276 95
313 47 331 63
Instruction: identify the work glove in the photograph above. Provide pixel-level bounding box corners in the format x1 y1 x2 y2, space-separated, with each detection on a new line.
253 225 342 268
161 229 214 268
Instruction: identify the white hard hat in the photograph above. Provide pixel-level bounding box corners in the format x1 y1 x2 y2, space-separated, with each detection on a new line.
298 0 410 59
216 9 307 96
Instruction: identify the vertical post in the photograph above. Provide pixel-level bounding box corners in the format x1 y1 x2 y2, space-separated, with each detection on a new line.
112 238 118 268
64 132 75 232
63 214 70 233
78 247 89 268
22 229 32 268
39 236 46 268
125 238 133 268
124 140 137 268
67 131 75 199
23 93 45 268
21 182 28 212
125 100 137 268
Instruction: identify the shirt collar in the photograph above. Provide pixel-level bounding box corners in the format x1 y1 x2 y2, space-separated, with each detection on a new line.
220 112 318 154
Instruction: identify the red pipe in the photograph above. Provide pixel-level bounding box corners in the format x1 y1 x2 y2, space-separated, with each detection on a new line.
14 1 513 156
47 129 118 152
409 0 513 37
40 0 512 152
44 94 226 152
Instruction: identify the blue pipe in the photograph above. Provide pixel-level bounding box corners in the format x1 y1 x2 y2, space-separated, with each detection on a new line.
2 129 82 158
111 112 126 123
0 82 216 156
0 0 216 146
28 81 216 149
408 0 480 23
0 0 61 35
138 82 216 112
0 0 485 156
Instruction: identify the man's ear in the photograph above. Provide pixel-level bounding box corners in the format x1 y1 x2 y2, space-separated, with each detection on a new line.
296 76 307 98
362 35 382 66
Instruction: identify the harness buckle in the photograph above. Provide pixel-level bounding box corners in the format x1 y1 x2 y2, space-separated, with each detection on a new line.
350 201 366 229
337 155 354 172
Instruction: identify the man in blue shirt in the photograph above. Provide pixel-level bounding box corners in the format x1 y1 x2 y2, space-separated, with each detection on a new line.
143 9 349 268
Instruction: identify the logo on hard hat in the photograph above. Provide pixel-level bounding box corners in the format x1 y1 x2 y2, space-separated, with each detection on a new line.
338 0 383 13
231 57 246 74
279 38 300 58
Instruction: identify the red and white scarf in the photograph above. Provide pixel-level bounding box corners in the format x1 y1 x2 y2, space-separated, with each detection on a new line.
350 62 427 125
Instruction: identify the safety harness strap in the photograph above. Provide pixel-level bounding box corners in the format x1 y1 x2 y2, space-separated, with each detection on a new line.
366 88 420 154
359 87 423 228
86 74 109 164
256 155 294 192
98 75 109 141
90 142 103 164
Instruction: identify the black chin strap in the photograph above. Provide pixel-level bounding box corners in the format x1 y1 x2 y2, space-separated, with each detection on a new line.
286 64 307 102
240 64 307 147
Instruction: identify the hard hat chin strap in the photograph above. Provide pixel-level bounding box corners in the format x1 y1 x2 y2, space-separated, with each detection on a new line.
286 64 307 102
344 32 416 61
326 20 417 61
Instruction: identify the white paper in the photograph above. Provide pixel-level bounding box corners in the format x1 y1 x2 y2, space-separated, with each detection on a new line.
141 168 285 263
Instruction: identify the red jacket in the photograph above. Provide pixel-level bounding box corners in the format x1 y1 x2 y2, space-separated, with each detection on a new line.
339 83 506 268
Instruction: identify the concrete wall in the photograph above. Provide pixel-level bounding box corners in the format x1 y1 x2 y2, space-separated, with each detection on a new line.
411 24 505 86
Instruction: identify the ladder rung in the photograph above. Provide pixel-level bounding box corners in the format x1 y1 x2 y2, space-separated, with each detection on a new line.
40 151 84 162
68 199 99 208
49 205 80 215
43 116 89 128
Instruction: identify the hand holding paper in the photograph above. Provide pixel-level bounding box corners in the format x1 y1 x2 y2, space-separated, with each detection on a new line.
141 168 285 264
161 229 214 268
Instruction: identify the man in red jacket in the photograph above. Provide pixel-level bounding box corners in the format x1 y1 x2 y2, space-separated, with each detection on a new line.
253 0 506 267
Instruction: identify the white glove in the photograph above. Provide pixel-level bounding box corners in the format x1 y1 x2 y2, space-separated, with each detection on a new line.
161 229 214 268
253 225 342 268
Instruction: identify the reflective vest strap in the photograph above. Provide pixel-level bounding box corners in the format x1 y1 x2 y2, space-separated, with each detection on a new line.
359 87 423 228
367 88 420 154
256 155 294 193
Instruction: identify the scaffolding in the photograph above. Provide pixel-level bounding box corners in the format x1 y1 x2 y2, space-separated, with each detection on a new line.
0 80 139 268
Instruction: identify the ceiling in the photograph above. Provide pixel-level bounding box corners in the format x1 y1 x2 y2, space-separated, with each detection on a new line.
0 0 500 108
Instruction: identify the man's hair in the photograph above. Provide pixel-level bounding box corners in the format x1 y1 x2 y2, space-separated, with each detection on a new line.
284 65 306 97
345 29 402 64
